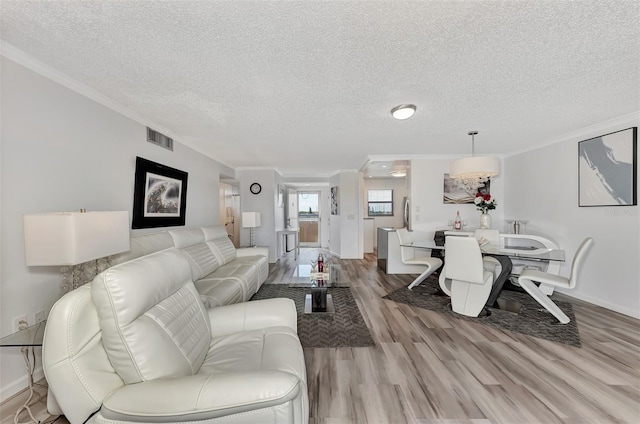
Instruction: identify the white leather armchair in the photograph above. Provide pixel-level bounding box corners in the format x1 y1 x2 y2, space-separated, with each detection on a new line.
444 236 494 317
43 248 308 424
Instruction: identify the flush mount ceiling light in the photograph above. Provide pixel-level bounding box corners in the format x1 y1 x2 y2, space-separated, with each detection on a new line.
391 104 416 120
389 169 407 177
449 131 499 191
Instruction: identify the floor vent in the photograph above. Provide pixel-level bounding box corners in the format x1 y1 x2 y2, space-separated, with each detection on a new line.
146 127 173 151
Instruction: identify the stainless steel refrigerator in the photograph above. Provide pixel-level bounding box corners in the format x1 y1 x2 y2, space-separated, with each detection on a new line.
402 197 410 230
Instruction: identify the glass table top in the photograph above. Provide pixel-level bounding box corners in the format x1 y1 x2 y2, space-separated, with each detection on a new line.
289 263 349 287
0 321 46 347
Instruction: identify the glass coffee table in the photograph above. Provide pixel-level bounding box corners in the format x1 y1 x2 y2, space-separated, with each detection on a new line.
289 264 349 314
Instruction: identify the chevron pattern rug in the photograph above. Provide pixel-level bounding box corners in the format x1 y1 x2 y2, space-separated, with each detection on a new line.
383 279 581 348
251 284 375 348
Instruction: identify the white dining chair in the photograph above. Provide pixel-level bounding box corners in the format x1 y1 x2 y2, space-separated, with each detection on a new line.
444 236 494 317
396 228 443 290
517 237 593 324
474 229 502 281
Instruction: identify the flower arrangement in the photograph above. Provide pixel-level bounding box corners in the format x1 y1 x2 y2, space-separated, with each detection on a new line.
474 193 497 214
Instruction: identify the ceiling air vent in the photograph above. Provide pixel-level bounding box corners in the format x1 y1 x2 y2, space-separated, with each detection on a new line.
146 127 173 151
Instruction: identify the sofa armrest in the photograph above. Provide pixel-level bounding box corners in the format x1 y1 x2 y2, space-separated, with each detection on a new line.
236 246 268 258
208 298 297 337
101 371 301 421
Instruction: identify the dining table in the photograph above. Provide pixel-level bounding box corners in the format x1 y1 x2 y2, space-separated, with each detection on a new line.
404 239 565 310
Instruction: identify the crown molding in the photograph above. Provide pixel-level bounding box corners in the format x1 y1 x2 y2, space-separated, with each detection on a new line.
0 41 226 164
505 112 640 158
1 42 173 135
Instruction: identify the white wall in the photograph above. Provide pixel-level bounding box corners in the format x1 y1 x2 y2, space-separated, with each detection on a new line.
237 169 279 262
410 157 505 238
0 57 225 400
329 171 361 259
363 177 409 247
504 116 640 318
408 116 639 318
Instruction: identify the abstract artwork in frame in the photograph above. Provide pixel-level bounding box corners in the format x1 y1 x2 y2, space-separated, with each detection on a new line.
132 157 188 229
331 186 339 215
443 173 491 204
578 127 637 207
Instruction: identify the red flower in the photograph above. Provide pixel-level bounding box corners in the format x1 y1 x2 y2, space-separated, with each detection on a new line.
483 194 491 201
476 192 483 197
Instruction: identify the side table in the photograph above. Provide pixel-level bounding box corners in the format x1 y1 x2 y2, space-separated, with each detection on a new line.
0 321 47 423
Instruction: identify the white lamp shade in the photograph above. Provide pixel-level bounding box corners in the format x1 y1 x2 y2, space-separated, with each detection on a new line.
449 156 499 179
24 211 130 266
242 212 261 228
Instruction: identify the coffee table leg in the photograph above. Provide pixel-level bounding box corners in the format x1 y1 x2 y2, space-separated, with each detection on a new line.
304 290 335 314
312 287 327 311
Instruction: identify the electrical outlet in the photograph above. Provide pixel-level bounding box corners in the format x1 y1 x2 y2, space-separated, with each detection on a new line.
35 310 46 323
13 315 28 332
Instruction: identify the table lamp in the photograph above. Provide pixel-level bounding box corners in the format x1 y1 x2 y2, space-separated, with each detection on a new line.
242 212 261 247
23 210 130 293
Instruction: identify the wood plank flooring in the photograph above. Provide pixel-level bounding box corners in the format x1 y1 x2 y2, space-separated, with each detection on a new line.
276 249 640 424
3 248 638 424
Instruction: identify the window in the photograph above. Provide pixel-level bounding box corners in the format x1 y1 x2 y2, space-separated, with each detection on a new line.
368 189 393 216
298 192 319 218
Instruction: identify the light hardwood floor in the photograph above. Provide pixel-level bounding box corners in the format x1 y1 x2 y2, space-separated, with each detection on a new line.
3 248 638 424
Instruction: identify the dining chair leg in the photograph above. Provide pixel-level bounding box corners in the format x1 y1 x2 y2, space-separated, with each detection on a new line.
407 266 433 290
518 277 570 324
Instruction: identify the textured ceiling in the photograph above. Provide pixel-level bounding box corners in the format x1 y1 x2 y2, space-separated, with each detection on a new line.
1 1 638 178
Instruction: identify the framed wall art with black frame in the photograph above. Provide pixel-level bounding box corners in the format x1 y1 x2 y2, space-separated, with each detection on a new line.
132 156 189 229
578 127 637 207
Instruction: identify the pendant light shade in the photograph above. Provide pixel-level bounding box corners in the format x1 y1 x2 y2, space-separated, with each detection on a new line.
449 131 499 191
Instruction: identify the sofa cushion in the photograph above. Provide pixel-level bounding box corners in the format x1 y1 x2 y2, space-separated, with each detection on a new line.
111 231 174 266
206 262 260 299
169 228 205 248
180 242 221 281
92 249 212 384
234 254 269 289
203 226 237 264
200 326 307 386
195 278 244 308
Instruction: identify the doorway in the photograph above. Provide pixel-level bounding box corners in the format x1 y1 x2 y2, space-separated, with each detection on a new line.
298 191 320 247
219 182 240 247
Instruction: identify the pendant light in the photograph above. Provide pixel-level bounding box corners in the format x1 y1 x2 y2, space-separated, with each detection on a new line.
449 131 499 191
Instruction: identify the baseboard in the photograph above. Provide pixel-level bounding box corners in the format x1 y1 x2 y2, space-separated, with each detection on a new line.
559 291 640 320
0 366 44 404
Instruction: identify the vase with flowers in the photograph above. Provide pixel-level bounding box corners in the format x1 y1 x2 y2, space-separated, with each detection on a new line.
474 193 497 229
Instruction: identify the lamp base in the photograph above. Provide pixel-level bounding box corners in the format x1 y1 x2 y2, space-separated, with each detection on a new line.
60 256 113 293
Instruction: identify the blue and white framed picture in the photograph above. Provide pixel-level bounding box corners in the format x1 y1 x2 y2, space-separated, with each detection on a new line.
578 127 637 207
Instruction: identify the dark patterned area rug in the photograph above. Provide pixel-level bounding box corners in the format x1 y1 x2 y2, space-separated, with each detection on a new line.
384 281 581 348
251 284 375 348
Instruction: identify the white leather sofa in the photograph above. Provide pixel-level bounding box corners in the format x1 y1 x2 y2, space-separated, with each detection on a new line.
43 248 309 423
112 226 268 308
